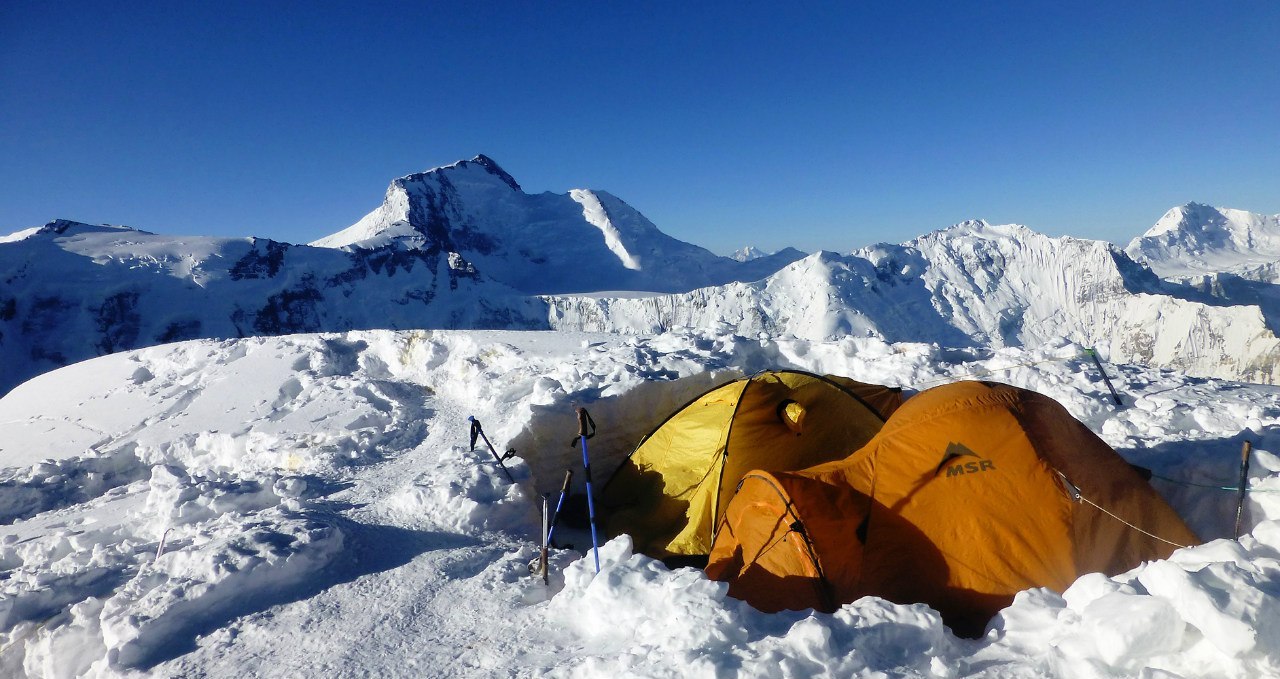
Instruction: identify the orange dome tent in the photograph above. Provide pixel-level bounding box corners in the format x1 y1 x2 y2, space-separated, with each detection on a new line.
705 381 1199 636
600 370 904 559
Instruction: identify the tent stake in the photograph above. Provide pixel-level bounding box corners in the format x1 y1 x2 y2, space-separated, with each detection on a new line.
1235 440 1253 538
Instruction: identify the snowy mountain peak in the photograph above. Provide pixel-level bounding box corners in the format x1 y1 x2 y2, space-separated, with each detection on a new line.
1 220 151 245
731 246 767 262
29 220 146 239
395 154 522 193
1127 203 1280 278
311 156 804 294
953 219 993 231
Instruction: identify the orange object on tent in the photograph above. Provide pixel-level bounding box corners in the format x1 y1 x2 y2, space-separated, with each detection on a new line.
706 381 1199 637
600 370 904 559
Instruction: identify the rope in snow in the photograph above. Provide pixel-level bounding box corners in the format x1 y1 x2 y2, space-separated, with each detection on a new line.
1149 473 1280 493
1055 470 1192 549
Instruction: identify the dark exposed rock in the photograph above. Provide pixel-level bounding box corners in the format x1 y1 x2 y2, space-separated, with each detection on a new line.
96 291 142 354
229 239 291 280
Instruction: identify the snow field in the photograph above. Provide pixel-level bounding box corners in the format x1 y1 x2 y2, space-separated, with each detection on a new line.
1 329 1279 676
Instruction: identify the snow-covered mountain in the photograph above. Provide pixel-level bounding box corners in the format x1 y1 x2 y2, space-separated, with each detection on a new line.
4 157 1279 393
6 162 1280 677
1127 203 1280 334
311 155 805 295
0 219 544 395
549 220 1280 384
729 245 806 263
1127 203 1280 280
0 158 811 396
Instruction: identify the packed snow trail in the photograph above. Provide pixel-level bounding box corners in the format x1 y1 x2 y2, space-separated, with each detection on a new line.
2 329 1280 677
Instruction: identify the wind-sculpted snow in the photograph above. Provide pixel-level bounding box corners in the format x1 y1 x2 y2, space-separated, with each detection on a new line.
1 329 1280 677
548 221 1280 384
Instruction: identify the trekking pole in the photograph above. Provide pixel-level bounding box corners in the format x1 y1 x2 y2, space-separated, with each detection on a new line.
468 416 516 483
1084 348 1123 407
1235 440 1253 538
545 469 574 548
571 406 601 573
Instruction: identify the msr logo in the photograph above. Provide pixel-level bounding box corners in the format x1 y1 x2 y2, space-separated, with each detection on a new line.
936 442 996 478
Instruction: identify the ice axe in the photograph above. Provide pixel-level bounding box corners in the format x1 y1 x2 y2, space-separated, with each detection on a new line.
467 416 516 483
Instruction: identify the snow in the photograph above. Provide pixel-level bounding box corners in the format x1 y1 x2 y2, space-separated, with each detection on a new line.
569 189 642 271
305 155 801 296
5 156 1280 676
1128 203 1280 280
549 222 1280 384
2 328 1280 677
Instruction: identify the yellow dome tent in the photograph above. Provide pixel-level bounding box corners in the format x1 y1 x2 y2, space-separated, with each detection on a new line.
600 370 903 559
706 381 1199 636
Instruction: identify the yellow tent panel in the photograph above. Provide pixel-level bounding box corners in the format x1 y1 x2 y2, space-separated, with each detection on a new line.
601 370 902 558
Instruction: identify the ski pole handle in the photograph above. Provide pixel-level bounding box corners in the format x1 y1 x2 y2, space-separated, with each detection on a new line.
570 406 597 447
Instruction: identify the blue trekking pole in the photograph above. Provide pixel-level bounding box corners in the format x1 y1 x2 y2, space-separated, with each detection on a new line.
571 406 601 573
545 469 574 548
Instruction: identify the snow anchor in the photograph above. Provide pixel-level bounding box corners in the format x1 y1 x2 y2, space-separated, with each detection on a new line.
572 406 601 573
1084 348 1123 407
468 416 516 483
1236 440 1253 538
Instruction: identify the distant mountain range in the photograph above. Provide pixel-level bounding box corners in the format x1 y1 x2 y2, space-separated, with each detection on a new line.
3 156 1278 394
552 214 1280 384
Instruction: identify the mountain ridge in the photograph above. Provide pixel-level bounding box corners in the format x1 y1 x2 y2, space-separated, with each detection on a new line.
4 157 1279 392
307 155 805 295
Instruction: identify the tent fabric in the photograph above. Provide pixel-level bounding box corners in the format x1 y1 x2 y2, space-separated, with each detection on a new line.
705 380 1199 637
601 370 903 559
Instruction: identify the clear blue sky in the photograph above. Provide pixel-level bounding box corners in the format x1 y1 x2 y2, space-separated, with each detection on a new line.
2 2 1277 255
